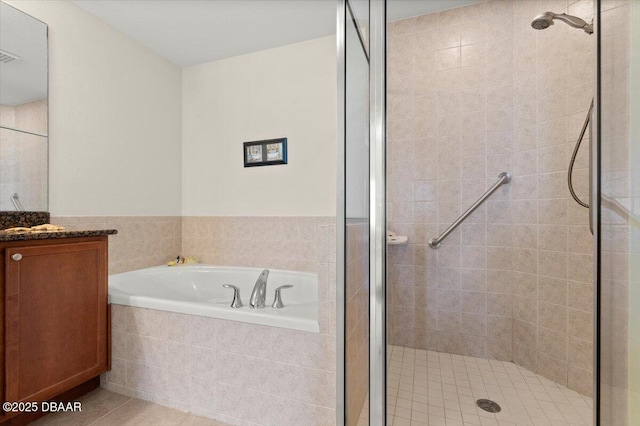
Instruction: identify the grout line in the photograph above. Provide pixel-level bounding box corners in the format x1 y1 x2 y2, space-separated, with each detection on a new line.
86 392 134 425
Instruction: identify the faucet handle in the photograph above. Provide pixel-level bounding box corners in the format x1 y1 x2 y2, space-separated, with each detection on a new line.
272 285 293 309
223 284 243 308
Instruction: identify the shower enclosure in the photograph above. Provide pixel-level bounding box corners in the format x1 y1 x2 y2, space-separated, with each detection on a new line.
338 1 637 425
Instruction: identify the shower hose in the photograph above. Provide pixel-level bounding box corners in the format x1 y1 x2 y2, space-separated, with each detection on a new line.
568 98 594 209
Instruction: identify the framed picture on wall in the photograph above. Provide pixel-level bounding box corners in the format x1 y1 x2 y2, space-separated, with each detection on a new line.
243 137 288 167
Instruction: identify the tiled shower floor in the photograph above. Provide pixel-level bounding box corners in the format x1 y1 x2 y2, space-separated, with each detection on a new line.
360 345 593 426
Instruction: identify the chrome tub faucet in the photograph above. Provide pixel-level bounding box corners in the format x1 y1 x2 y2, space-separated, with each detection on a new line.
249 269 269 308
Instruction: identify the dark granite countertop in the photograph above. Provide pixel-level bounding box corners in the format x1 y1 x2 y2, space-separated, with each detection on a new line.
0 229 118 242
0 211 50 230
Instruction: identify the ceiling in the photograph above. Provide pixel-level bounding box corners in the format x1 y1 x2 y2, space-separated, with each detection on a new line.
73 0 480 67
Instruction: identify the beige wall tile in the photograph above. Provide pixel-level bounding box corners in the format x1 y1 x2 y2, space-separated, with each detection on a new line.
568 364 594 397
513 296 537 324
539 276 568 305
538 301 568 333
513 342 536 372
538 250 568 279
568 281 593 312
568 253 594 284
487 293 512 317
53 216 183 275
538 326 568 360
487 270 512 293
390 0 594 398
569 308 593 341
107 305 336 424
537 351 568 386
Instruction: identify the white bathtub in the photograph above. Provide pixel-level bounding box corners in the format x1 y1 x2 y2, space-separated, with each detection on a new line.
109 265 319 332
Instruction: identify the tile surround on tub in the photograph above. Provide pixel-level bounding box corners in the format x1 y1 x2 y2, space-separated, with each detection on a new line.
52 216 182 275
182 216 334 272
51 215 339 423
103 305 336 426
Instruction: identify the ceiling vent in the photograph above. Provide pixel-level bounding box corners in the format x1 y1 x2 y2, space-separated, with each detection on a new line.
0 49 21 63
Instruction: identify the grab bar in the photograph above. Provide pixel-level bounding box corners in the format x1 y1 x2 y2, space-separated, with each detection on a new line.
601 193 640 229
429 172 511 248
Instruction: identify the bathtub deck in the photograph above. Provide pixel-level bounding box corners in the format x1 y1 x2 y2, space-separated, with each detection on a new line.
31 388 230 426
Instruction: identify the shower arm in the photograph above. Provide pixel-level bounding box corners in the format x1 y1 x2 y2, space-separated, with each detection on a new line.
554 13 594 33
429 172 511 248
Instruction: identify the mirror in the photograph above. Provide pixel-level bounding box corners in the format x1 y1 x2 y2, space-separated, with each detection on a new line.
0 2 48 211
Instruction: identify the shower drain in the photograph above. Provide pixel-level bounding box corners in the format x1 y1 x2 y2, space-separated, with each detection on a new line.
476 399 502 413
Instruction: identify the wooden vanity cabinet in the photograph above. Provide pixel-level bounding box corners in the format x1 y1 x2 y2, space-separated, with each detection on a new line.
0 236 109 423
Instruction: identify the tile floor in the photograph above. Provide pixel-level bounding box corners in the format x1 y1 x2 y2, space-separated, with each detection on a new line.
31 388 229 426
379 345 593 426
32 346 593 426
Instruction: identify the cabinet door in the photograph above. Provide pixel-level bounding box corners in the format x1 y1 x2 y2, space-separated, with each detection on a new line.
4 241 107 403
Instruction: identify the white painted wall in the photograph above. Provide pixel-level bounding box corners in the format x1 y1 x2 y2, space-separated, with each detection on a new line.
4 0 182 216
182 36 336 216
4 1 335 217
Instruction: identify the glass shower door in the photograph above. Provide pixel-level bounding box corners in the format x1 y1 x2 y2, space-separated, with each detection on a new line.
596 0 638 424
338 1 370 424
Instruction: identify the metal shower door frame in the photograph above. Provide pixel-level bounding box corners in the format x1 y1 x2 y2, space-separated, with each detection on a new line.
336 0 387 424
592 0 601 424
336 1 346 423
369 0 386 425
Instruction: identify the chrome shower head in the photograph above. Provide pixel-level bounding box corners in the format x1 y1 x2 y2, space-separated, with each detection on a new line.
531 12 555 30
531 11 593 34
